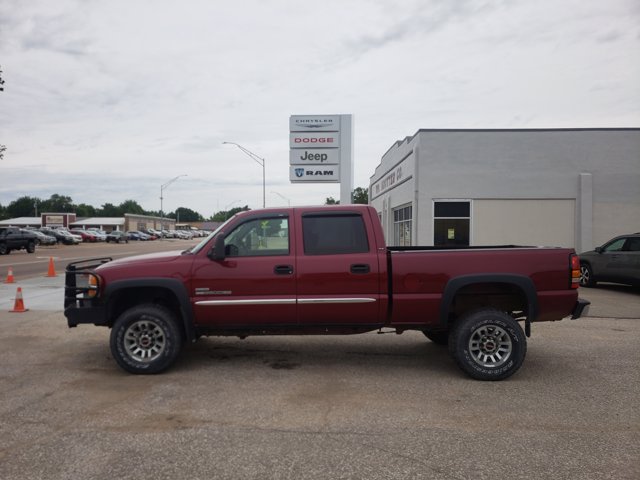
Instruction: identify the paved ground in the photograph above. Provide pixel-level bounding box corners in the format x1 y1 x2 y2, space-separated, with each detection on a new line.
0 258 638 479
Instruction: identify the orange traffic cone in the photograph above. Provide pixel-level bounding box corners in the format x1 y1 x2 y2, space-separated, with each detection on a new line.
45 257 57 277
10 287 28 313
4 267 15 284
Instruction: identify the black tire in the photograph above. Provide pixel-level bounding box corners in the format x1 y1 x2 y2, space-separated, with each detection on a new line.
579 262 596 288
448 309 527 381
423 330 449 346
0 243 7 255
110 304 182 374
26 241 36 253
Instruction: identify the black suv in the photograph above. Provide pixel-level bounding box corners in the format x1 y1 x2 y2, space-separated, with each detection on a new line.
579 234 640 288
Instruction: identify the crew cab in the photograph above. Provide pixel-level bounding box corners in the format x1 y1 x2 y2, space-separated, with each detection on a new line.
0 227 38 255
64 205 589 380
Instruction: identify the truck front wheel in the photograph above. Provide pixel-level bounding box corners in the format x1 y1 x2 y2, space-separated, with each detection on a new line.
26 241 36 253
110 304 182 374
449 309 526 381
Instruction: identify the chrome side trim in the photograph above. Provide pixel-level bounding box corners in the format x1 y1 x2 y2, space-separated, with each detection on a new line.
195 298 377 306
298 298 377 304
195 299 297 306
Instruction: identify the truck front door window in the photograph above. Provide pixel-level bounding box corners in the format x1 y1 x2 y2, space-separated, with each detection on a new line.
225 218 289 257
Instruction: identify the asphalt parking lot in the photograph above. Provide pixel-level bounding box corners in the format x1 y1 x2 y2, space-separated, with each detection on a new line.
0 247 638 479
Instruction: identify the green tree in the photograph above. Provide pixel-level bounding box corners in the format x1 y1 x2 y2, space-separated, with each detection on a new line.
325 187 369 205
0 203 8 220
168 207 203 222
98 203 121 217
75 203 97 217
41 194 74 212
118 199 145 215
352 187 368 204
211 205 250 221
7 196 41 217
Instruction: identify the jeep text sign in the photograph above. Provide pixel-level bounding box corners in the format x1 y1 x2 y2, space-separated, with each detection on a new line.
289 148 339 165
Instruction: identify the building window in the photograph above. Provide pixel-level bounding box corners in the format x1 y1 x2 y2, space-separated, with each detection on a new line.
393 204 412 246
434 201 470 246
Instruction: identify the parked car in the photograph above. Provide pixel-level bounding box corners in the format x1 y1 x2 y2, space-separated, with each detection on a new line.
106 231 129 244
71 229 98 243
87 229 107 241
579 233 640 288
0 227 38 255
140 229 159 240
25 229 56 246
40 227 80 245
127 231 149 241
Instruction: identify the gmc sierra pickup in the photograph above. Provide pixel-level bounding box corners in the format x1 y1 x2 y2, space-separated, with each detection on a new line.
64 205 589 380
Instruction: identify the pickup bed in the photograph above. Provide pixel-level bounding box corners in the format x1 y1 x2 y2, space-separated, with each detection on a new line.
0 227 37 255
64 205 589 380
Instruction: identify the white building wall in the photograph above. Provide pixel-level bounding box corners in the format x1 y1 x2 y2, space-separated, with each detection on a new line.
370 129 640 251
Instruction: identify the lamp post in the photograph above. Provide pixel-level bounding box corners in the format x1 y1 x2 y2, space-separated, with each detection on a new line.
271 191 290 206
222 142 266 208
160 174 187 231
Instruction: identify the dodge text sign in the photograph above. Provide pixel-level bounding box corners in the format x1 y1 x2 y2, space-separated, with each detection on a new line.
289 132 340 148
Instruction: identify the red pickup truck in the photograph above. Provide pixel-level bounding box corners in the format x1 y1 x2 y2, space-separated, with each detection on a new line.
64 205 589 380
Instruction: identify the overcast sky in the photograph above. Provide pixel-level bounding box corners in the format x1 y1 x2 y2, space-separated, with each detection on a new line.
1 0 638 217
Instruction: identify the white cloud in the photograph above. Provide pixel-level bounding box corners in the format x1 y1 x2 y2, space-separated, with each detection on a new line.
0 0 638 214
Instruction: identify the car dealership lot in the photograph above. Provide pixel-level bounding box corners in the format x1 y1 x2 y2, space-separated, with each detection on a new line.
0 248 639 479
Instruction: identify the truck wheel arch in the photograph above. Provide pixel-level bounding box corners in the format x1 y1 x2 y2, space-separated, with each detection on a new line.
104 279 197 342
440 274 538 336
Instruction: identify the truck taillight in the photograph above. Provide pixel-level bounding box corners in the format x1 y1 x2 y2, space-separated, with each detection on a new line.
570 254 580 289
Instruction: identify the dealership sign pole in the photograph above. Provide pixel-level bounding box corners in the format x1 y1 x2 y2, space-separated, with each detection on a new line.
289 114 353 204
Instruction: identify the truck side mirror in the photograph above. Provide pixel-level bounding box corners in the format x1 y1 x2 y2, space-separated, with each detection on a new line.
210 234 226 261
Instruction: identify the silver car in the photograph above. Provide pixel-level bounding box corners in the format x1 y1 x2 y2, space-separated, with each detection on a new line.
579 234 640 288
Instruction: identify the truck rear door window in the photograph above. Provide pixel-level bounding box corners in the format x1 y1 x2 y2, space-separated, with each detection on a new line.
302 214 369 255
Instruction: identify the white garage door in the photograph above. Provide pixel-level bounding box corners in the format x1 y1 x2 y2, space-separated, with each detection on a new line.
473 199 575 248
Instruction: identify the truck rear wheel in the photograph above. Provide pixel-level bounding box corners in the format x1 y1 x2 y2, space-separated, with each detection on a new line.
448 309 526 381
110 304 182 374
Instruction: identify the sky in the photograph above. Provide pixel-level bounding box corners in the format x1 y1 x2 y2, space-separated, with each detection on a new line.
0 0 639 218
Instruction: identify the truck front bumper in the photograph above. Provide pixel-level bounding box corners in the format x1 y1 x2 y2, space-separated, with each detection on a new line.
64 304 109 328
571 298 590 319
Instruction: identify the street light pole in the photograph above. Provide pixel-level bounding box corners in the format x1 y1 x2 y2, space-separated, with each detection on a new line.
222 142 266 208
271 191 290 206
160 174 187 231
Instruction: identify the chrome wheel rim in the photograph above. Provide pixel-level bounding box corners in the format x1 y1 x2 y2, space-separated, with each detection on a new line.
468 324 512 368
124 319 166 362
579 265 590 286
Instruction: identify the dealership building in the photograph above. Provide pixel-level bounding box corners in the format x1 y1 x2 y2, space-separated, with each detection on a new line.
369 128 639 252
0 213 177 232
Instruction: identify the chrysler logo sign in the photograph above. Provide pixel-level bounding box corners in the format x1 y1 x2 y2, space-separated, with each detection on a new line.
290 115 340 132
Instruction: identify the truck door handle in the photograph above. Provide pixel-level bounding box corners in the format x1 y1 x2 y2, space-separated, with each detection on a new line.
274 265 294 275
350 264 370 274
